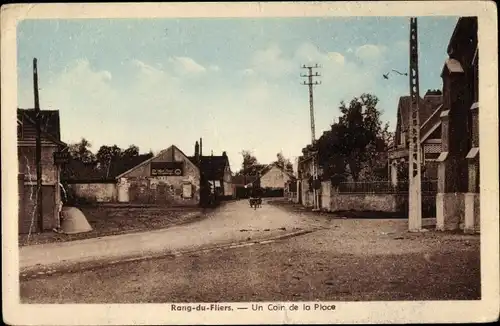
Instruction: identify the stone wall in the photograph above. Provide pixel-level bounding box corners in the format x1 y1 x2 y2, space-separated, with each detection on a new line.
436 192 466 231
69 182 117 203
319 181 436 217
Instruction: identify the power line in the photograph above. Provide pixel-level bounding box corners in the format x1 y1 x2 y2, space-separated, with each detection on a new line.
408 17 423 232
300 64 321 143
33 58 44 232
301 63 321 211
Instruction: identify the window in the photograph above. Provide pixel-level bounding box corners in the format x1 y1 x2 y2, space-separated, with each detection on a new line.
182 183 192 198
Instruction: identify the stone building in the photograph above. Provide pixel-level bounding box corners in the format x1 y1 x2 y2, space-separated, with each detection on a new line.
62 154 153 203
17 108 67 233
115 145 201 206
436 16 479 233
297 144 320 207
388 89 444 184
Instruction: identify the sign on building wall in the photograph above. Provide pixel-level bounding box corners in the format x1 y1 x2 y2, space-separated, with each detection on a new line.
150 162 184 176
53 151 70 165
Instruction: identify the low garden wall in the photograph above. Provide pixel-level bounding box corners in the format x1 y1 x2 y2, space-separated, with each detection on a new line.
319 181 436 217
67 182 117 203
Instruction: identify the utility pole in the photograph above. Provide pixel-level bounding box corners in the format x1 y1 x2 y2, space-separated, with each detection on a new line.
408 18 423 231
33 58 43 232
301 64 321 143
301 64 321 210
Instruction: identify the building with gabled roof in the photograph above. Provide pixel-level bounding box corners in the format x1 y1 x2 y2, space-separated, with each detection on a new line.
62 153 154 203
114 144 201 206
388 89 444 185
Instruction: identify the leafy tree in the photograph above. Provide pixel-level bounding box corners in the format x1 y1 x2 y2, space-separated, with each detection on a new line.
96 145 123 177
336 93 389 181
275 151 294 174
314 93 392 182
241 150 259 171
68 138 96 164
316 123 348 183
122 145 139 158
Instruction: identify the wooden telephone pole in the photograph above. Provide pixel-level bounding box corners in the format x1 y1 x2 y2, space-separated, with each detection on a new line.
301 64 321 210
33 58 43 232
408 18 423 231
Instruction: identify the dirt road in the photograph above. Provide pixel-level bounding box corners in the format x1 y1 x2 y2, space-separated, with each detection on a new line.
20 213 480 303
20 199 326 273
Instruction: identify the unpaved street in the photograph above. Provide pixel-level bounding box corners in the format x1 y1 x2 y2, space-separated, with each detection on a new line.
20 201 480 303
20 200 326 274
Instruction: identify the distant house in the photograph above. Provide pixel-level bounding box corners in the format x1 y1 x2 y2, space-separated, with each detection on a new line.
388 89 444 184
17 108 67 233
66 139 233 205
258 163 295 196
188 143 233 200
115 145 201 206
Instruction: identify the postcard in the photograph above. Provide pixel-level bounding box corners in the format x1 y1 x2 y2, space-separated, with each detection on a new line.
1 1 498 325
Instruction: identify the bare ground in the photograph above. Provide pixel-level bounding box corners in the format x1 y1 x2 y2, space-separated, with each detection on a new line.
19 206 208 247
20 212 480 303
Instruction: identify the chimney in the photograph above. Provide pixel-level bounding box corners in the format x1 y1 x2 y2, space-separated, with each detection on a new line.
222 151 227 157
199 138 203 157
195 141 200 162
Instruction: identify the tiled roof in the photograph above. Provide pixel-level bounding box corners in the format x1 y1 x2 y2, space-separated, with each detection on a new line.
107 154 154 178
188 155 229 180
18 108 61 140
62 154 153 182
258 163 295 179
397 94 443 132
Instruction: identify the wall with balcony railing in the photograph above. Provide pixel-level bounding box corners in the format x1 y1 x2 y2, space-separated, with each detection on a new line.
336 180 438 194
319 180 437 217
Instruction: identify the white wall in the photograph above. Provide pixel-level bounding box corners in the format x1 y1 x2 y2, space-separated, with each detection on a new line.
260 166 290 189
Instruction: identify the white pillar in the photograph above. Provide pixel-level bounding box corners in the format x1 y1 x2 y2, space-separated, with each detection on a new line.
390 161 398 187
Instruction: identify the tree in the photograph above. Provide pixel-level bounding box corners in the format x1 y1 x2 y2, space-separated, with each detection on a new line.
241 150 259 171
335 93 389 181
122 145 139 158
96 145 123 176
316 123 348 183
68 138 96 164
275 151 294 174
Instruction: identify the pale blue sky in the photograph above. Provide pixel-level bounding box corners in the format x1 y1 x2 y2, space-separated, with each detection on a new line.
17 17 458 171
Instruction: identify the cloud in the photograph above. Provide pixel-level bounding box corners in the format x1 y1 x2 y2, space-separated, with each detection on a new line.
19 40 398 172
241 68 255 76
327 52 346 65
168 56 207 74
249 44 295 78
355 44 388 62
208 64 220 72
